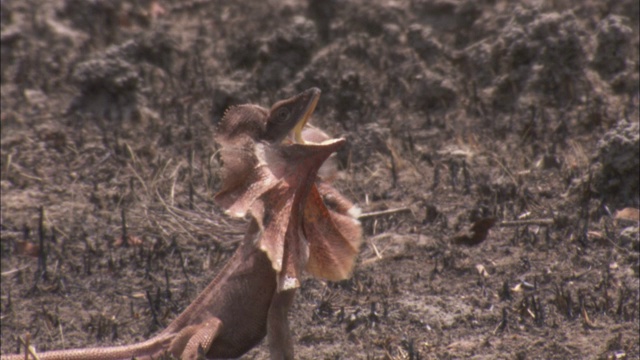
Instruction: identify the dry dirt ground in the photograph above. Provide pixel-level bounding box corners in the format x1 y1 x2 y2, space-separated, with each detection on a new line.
1 0 639 359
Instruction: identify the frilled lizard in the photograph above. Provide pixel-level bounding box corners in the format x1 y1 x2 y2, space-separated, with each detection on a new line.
2 88 362 360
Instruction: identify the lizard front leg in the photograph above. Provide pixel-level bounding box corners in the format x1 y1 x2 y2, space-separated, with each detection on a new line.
267 289 296 360
168 318 222 360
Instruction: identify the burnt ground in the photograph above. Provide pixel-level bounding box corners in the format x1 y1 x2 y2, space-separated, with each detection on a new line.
1 0 639 359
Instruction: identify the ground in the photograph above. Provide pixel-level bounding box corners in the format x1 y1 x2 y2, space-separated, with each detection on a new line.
1 0 639 359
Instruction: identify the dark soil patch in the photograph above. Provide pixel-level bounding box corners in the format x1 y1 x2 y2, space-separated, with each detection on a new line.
1 0 638 359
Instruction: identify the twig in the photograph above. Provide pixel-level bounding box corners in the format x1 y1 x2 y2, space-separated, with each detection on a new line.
488 153 518 186
8 162 44 182
127 162 150 197
358 207 411 219
499 219 554 227
18 333 40 360
121 208 128 247
155 189 205 244
58 322 65 349
154 188 222 246
1 265 31 276
37 206 47 279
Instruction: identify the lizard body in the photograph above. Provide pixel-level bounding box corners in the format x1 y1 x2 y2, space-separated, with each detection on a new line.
1 88 361 360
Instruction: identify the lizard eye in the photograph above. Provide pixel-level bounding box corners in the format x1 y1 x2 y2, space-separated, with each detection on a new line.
274 108 290 122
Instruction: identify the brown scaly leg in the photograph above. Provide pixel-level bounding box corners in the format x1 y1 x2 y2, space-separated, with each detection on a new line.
267 289 296 360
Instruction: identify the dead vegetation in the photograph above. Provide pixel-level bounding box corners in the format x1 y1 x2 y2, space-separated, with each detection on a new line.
2 0 639 359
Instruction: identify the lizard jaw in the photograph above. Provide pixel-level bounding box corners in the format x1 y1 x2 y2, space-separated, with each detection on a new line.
293 91 320 144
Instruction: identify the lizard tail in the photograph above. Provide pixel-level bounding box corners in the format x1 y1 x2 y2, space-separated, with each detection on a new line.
1 334 173 360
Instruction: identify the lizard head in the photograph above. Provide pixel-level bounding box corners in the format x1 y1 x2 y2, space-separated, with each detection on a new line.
262 87 320 144
214 87 325 214
214 88 326 214
216 87 321 146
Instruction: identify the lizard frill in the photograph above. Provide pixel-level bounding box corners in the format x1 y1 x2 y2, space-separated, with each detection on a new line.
215 138 361 290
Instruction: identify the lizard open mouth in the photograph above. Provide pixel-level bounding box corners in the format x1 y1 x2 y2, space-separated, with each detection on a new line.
292 91 320 144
